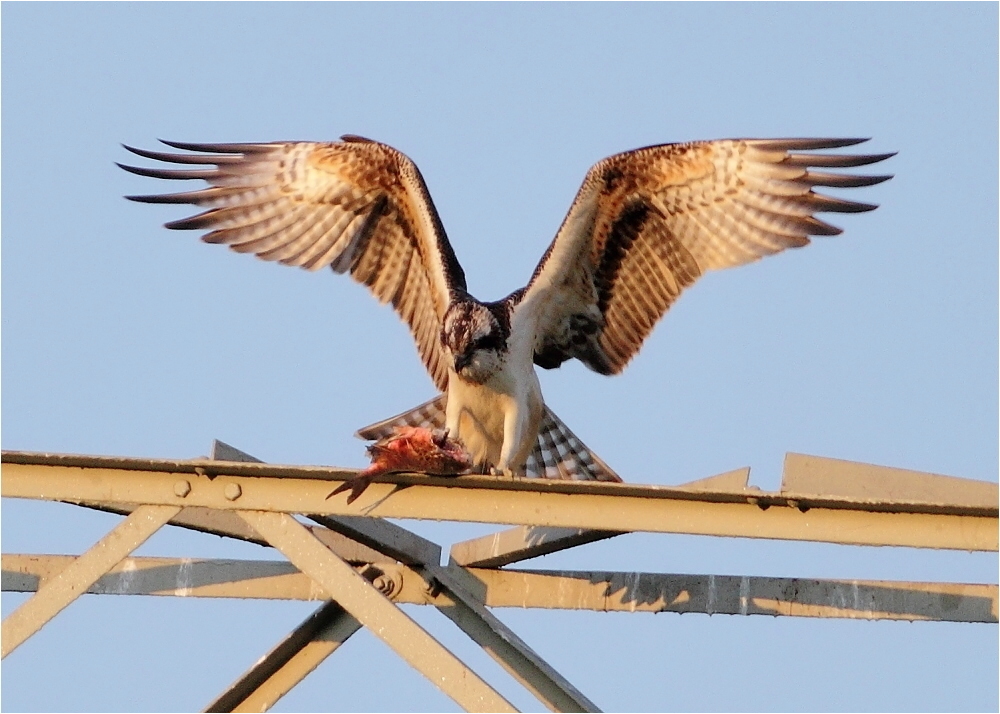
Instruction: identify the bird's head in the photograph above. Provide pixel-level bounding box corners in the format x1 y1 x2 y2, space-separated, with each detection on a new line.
441 300 508 383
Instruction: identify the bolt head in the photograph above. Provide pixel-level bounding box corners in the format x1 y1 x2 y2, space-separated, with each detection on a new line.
224 483 242 501
174 480 192 498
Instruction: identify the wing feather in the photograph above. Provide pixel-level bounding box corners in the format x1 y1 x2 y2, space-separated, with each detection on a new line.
518 138 893 374
122 138 467 390
222 205 322 251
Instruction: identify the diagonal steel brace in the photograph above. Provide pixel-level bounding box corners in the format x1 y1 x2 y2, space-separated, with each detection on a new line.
236 509 517 713
1 503 180 658
204 599 361 713
313 514 601 713
205 440 600 712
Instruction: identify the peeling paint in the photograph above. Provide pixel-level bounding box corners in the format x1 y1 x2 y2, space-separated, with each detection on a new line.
176 558 192 597
111 558 137 595
835 582 848 610
307 576 324 602
627 571 641 613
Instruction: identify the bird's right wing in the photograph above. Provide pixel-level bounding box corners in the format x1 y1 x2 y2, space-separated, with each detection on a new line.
120 136 467 391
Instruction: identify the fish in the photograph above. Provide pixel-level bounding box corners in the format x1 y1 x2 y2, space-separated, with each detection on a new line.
328 426 472 504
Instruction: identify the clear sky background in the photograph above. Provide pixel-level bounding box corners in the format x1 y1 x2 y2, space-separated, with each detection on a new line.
2 3 997 712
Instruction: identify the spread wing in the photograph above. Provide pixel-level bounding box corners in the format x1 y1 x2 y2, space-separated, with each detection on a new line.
120 136 466 391
516 138 894 375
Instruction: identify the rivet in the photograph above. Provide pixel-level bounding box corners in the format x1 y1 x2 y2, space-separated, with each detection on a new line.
174 480 192 498
787 499 799 510
372 575 392 595
367 569 402 599
224 483 242 501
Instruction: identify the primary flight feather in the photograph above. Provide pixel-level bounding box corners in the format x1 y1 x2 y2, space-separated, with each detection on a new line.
121 136 892 481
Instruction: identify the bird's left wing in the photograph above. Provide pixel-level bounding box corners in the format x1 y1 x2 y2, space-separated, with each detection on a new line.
515 138 893 375
120 136 466 391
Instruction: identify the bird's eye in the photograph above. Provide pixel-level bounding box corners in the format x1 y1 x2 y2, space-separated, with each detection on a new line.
474 333 501 351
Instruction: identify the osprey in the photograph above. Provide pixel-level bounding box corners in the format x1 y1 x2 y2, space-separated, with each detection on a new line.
120 136 892 481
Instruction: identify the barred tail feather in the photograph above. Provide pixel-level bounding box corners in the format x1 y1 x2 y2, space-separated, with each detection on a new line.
356 396 622 482
355 395 448 441
526 407 622 482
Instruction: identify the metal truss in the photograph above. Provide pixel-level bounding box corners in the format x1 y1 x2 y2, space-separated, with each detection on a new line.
2 444 997 712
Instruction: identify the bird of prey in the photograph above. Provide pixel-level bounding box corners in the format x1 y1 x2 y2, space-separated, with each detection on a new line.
120 136 892 481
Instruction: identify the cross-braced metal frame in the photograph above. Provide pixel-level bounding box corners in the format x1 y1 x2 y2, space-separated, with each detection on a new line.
3 444 997 712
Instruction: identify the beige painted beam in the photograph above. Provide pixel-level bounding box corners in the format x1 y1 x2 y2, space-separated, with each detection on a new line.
214 442 592 711
0 549 593 711
450 469 759 567
2 547 596 710
308 521 600 711
6 450 994 515
203 443 449 711
309 514 442 567
475 568 999 623
782 453 999 507
201 441 366 713
423 563 600 712
450 527 622 568
217 441 598 711
211 440 264 464
76 501 398 565
308 515 600 712
235 509 517 713
3 457 995 551
205 600 361 713
6 555 995 624
3 554 315 600
0 504 180 658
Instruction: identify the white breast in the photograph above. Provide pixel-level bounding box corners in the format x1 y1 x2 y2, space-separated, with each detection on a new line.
445 344 543 472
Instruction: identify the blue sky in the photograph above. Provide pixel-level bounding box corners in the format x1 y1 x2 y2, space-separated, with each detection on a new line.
2 3 997 712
